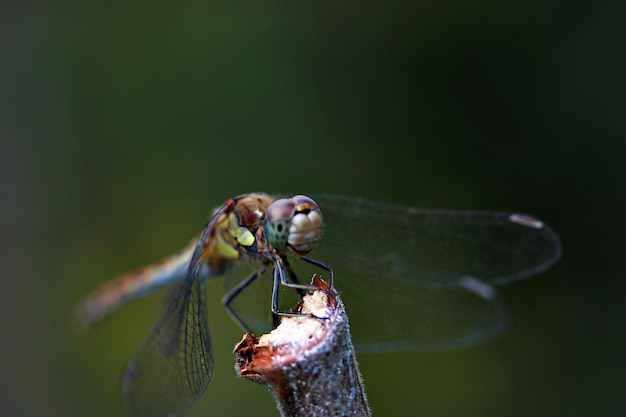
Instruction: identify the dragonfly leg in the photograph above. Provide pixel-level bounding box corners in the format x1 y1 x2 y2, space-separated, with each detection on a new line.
222 263 268 333
270 258 307 327
270 261 328 321
300 256 334 289
277 256 320 293
282 258 307 297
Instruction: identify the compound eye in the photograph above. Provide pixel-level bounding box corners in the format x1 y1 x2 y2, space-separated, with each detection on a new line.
291 195 318 212
287 195 323 255
265 198 296 250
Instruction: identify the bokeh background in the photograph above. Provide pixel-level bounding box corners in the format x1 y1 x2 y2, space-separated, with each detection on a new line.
2 0 624 416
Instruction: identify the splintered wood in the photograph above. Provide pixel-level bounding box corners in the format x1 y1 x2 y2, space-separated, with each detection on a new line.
234 276 371 417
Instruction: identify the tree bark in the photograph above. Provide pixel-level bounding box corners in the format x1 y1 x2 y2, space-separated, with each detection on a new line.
234 276 371 417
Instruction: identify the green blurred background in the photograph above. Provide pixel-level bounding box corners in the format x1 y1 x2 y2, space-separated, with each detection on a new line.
1 0 624 416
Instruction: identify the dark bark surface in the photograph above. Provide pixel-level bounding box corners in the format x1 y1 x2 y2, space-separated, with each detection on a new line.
234 276 371 417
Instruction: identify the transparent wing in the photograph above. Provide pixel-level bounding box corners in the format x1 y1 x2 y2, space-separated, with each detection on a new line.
222 260 275 335
313 194 561 287
122 215 220 417
338 272 509 351
307 194 562 350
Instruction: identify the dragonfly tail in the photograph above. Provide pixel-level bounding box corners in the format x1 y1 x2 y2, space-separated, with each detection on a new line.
74 243 197 328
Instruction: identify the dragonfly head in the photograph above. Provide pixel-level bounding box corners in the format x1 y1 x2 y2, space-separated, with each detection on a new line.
264 195 323 256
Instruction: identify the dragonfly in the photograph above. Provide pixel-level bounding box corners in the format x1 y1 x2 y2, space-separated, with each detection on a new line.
75 193 561 417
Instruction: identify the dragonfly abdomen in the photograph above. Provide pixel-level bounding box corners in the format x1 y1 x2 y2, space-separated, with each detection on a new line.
75 242 211 327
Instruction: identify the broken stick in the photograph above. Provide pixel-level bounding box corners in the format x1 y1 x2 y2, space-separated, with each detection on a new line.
234 276 371 417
